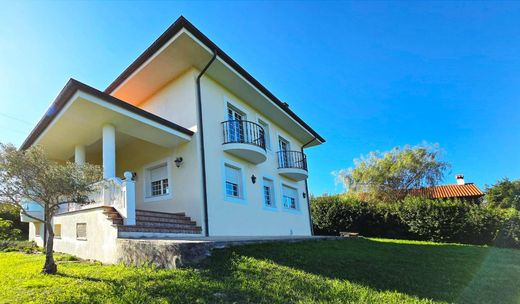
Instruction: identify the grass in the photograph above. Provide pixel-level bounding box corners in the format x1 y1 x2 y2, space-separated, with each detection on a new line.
0 238 519 303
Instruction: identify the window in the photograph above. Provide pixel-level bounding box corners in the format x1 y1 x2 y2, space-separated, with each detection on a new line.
76 223 87 239
263 178 275 208
258 119 271 150
54 224 61 238
225 164 242 199
34 223 41 237
226 105 245 143
278 137 291 167
145 162 171 199
282 185 298 210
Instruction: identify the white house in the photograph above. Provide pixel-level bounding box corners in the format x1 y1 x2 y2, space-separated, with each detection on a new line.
20 16 325 263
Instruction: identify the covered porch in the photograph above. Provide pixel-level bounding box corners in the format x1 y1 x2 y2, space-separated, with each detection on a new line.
21 79 194 226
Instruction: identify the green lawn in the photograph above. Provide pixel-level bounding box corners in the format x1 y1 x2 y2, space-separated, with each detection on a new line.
1 238 519 303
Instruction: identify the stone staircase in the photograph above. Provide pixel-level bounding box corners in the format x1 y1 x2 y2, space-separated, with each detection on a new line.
102 207 202 236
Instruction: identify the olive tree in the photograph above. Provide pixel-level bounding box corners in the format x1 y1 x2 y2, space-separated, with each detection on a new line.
0 143 101 274
335 143 450 203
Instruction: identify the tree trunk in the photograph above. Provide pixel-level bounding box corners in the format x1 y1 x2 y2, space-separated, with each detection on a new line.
42 220 57 274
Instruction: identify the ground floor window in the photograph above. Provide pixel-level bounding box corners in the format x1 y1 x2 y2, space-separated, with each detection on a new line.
282 184 298 210
54 224 61 238
76 223 87 240
263 178 275 208
225 163 243 199
34 222 42 237
143 159 173 202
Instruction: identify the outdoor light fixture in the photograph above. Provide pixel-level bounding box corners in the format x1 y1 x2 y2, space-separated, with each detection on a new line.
174 157 183 168
303 192 307 199
251 174 257 184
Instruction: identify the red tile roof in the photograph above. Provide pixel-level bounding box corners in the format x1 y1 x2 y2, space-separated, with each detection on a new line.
409 183 484 199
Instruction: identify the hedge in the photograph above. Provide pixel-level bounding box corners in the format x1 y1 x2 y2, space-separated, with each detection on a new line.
311 195 520 249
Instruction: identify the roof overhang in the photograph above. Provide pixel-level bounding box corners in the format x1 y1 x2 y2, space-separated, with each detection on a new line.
105 16 325 147
21 79 193 159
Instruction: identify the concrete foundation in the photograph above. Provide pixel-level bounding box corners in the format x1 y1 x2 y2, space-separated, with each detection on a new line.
116 236 339 268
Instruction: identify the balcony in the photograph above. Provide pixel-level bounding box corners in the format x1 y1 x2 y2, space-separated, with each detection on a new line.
222 120 267 164
277 150 308 181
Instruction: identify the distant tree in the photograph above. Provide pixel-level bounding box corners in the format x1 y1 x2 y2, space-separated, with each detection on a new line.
485 178 520 210
0 143 101 274
335 143 450 203
0 202 28 238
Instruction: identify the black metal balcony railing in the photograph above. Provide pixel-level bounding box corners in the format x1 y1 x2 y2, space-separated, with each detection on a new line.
222 120 266 150
277 150 308 171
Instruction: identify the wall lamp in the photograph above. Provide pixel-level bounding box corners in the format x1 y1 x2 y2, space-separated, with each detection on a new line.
174 157 183 168
251 174 257 184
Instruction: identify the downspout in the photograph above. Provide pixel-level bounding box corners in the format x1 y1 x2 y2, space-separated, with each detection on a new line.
302 137 317 235
196 51 217 237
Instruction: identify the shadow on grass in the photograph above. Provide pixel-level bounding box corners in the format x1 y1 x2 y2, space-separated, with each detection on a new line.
202 238 520 303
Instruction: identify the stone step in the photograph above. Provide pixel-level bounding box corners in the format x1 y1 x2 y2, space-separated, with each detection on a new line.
117 225 202 234
136 215 194 225
134 221 201 230
135 209 186 218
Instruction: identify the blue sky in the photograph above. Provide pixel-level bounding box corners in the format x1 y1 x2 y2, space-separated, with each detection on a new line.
1 1 519 195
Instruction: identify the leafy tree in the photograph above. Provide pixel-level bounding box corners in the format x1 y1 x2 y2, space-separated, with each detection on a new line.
335 143 450 203
0 143 101 274
485 178 520 210
0 203 28 237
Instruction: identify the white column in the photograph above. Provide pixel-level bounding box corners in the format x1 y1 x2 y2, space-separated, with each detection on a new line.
74 145 86 165
102 124 116 179
123 171 136 225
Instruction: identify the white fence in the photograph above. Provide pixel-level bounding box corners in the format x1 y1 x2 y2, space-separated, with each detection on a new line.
61 173 136 225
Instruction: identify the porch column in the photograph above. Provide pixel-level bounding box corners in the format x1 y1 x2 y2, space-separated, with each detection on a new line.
102 124 116 179
74 145 86 165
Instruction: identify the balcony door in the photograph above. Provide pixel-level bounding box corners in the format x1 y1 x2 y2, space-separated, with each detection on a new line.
278 137 290 167
227 106 244 143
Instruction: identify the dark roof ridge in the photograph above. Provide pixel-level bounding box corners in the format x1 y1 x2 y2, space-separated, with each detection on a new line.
104 16 325 143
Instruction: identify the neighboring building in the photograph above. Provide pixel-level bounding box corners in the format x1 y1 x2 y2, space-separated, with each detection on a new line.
409 174 485 203
20 16 324 263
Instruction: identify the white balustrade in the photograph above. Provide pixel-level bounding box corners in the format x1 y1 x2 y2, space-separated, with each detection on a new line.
59 171 136 225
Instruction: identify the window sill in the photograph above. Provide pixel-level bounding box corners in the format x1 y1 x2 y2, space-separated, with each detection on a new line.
225 196 247 205
144 194 173 203
282 207 301 214
263 206 278 212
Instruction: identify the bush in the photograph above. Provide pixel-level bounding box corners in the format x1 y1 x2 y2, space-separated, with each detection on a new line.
311 194 520 249
0 203 28 239
0 218 22 240
0 240 39 253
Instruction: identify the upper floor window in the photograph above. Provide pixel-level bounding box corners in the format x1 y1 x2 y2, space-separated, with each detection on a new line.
225 163 243 199
258 119 271 150
282 184 298 210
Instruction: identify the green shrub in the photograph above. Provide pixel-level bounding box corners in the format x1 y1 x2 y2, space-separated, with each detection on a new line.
495 212 520 249
311 194 520 249
0 240 39 253
0 218 22 240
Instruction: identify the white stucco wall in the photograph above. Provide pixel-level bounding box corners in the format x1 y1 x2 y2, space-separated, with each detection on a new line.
200 75 312 236
52 208 119 263
131 67 312 236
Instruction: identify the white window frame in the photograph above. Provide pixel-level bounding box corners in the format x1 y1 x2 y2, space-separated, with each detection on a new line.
262 176 277 211
143 158 173 203
280 181 300 213
257 118 271 151
222 159 247 204
224 97 249 121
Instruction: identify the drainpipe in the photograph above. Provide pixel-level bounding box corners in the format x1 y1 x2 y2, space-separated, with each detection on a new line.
196 51 217 237
302 136 317 235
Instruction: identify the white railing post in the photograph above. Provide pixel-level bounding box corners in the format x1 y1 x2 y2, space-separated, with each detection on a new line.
123 171 136 225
